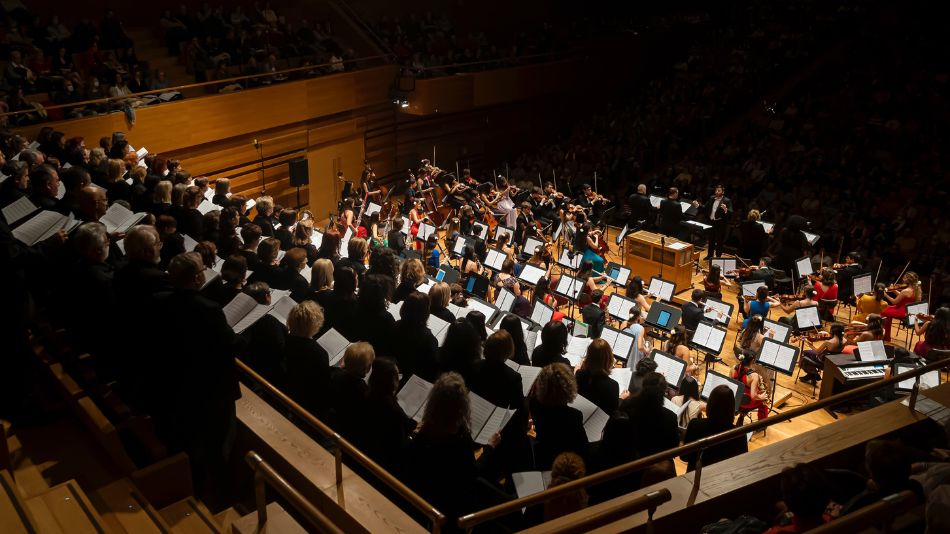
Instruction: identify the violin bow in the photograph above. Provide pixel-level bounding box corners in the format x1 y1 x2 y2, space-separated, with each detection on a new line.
873 259 883 284
893 260 911 286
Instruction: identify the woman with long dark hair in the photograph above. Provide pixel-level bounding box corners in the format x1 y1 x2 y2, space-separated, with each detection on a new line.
914 307 950 361
681 385 747 471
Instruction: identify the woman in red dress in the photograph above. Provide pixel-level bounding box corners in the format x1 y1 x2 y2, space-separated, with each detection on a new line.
732 352 769 421
881 271 922 341
813 267 839 321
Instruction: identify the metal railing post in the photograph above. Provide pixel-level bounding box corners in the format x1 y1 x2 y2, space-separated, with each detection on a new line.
253 467 269 527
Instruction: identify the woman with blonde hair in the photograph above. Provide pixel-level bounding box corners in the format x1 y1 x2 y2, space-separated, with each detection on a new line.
393 258 426 303
306 258 334 308
282 301 330 417
292 218 318 264
881 271 923 341
105 157 131 203
739 208 769 263
151 180 173 216
428 281 454 323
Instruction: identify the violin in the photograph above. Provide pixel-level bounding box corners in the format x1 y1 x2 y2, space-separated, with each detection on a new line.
886 283 909 292
844 324 868 337
803 331 831 343
775 294 802 304
916 313 935 323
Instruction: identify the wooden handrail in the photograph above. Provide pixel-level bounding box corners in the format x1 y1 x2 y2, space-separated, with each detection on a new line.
246 451 346 534
457 358 947 530
526 488 672 534
805 490 918 533
235 359 446 532
0 54 393 120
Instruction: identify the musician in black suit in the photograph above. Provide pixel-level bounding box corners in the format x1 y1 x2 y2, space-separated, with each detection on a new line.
681 289 706 331
693 184 733 258
387 217 407 256
627 184 654 228
658 187 684 238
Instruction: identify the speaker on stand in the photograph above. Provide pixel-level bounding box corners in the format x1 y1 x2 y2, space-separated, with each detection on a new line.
288 157 309 209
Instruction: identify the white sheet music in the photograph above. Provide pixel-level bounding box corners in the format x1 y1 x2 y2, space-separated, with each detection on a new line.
557 249 581 270
710 258 737 273
857 340 887 362
763 319 791 344
523 236 545 257
852 274 872 297
387 300 404 321
702 371 741 402
906 302 930 326
183 233 199 251
223 293 259 329
365 202 381 217
524 329 539 353
469 392 497 442
12 210 68 246
703 299 732 325
518 264 546 285
506 360 542 396
606 294 637 319
663 397 690 419
511 471 552 499
568 395 609 442
427 315 451 346
2 196 36 225
758 339 796 373
895 364 940 391
399 216 410 236
609 367 633 392
267 296 297 324
231 301 271 333
795 306 821 329
679 201 691 213
802 231 820 245
317 328 352 366
756 221 775 234
651 350 687 388
496 288 516 312
648 195 663 208
453 236 470 255
197 199 216 215
473 223 489 240
484 249 506 270
600 327 634 360
100 203 147 234
417 222 436 241
565 336 591 367
555 275 583 300
530 302 554 325
668 241 688 250
494 226 513 244
466 298 498 322
795 257 813 278
742 281 767 297
397 375 433 421
606 263 631 286
310 229 323 248
691 322 726 353
647 278 675 302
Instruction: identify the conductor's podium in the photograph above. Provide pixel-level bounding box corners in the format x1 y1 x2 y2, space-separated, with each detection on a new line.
624 230 694 290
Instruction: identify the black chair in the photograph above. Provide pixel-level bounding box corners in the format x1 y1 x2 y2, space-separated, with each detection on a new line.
440 267 461 285
818 298 838 323
772 269 794 294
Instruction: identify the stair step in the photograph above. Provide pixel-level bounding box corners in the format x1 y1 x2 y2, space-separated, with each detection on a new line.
232 502 308 534
0 470 38 534
160 498 222 534
6 431 50 498
212 507 240 532
25 480 108 534
91 478 171 534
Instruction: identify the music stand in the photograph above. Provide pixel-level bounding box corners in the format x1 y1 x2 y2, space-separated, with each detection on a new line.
894 362 941 394
494 225 514 245
599 326 636 363
606 293 638 322
495 287 517 313
605 262 632 287
851 273 872 299
701 369 746 412
756 338 800 415
647 276 676 302
517 264 546 287
689 320 728 369
794 256 814 279
905 302 930 350
472 223 489 241
709 257 738 275
793 305 822 353
554 274 585 319
521 236 546 261
855 340 888 362
648 348 687 390
416 222 437 242
530 300 555 326
482 248 507 271
702 296 734 327
557 249 582 271
464 274 490 300
763 318 791 344
645 301 682 333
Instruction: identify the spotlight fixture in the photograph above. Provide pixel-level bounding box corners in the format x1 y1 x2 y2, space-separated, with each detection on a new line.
400 99 409 108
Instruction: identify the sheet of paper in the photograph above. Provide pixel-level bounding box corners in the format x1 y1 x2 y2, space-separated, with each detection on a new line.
511 471 551 499
565 336 591 367
530 302 554 326
558 249 581 270
763 319 790 344
795 306 821 329
223 293 259 329
496 289 516 312
692 322 725 353
667 241 688 250
857 340 887 362
484 249 506 270
2 195 37 225
466 298 498 322
795 257 813 278
852 274 872 297
652 350 686 388
606 294 636 319
518 264 546 285
742 281 766 297
474 406 514 445
397 375 433 421
702 371 741 402
387 300 404 321
267 296 296 324
12 210 62 246
703 299 732 324
556 275 583 300
232 300 270 333
523 237 545 257
468 392 497 442
609 367 633 392
317 328 351 366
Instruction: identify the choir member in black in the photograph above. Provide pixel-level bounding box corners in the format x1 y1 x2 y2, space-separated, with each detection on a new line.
404 372 481 523
356 274 396 351
304 258 334 309
468 330 524 409
681 384 748 472
575 339 619 414
322 265 360 340
529 363 589 469
211 178 230 206
114 225 169 308
63 223 116 368
315 231 341 264
146 252 240 497
328 342 374 443
429 282 456 324
177 186 205 240
739 209 769 264
282 301 331 419
274 209 297 250
681 289 706 332
29 164 64 213
387 217 407 256
393 259 425 304
203 255 247 307
248 237 282 287
237 223 263 271
498 314 531 366
337 237 368 281
532 320 572 368
693 184 733 258
657 187 684 238
239 282 288 385
358 358 416 473
278 248 311 302
156 215 185 270
252 196 276 237
627 184 654 228
772 215 809 276
438 319 482 383
391 291 439 383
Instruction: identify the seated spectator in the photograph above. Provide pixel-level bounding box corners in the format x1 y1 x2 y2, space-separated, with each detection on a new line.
763 464 834 533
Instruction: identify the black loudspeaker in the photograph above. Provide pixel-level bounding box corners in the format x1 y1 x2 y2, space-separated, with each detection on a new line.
288 158 309 186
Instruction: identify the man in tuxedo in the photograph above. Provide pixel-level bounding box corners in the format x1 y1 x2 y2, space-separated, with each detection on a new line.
388 218 407 256
835 252 863 303
694 184 733 258
29 164 66 214
681 289 706 331
627 184 654 229
658 187 684 238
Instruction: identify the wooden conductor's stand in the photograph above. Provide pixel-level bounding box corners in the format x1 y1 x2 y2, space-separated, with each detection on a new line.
624 231 694 289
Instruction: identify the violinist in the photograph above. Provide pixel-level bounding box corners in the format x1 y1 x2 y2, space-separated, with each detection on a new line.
800 324 846 384
702 264 732 299
493 176 518 227
913 307 950 361
577 183 609 223
529 186 555 226
692 184 733 258
625 275 652 314
515 201 534 246
854 283 886 324
736 256 777 289
573 211 605 272
881 271 922 342
778 287 819 328
812 268 839 321
460 246 484 279
408 198 425 250
459 204 477 236
577 259 609 295
367 212 387 249
443 174 469 209
842 314 884 353
834 252 863 300
742 285 780 330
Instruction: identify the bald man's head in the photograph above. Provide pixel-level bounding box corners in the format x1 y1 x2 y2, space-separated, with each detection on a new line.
637 184 647 194
78 186 108 220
